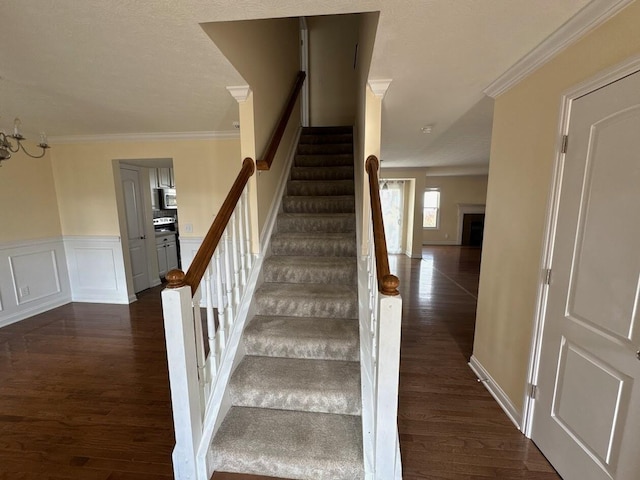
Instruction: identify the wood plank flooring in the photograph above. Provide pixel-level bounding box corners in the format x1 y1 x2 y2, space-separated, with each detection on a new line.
0 246 558 479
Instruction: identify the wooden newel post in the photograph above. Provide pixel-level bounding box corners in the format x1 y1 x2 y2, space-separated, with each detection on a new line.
381 274 400 297
166 269 186 289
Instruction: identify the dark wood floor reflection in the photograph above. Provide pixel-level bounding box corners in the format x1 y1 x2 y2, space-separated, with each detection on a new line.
393 246 559 479
0 287 175 480
0 247 559 479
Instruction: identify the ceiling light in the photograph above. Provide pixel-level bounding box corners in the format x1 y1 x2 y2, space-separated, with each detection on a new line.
421 125 433 134
0 118 51 165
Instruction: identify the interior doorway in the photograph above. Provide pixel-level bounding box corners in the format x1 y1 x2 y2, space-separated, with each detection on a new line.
379 179 405 254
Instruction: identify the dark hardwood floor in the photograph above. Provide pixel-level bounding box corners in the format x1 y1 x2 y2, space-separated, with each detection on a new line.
0 246 558 479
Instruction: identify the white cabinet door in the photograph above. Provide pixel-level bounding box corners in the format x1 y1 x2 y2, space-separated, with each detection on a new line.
156 243 168 278
166 241 179 272
158 168 174 188
532 70 640 480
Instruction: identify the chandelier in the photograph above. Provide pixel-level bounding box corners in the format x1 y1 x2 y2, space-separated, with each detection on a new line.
0 118 50 165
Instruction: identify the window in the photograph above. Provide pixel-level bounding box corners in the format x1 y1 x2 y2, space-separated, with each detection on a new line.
423 189 440 229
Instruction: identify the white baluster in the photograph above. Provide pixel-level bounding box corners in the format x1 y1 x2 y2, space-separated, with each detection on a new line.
242 188 252 272
214 247 226 352
238 193 248 288
204 264 218 377
223 229 235 325
191 287 207 407
231 210 241 308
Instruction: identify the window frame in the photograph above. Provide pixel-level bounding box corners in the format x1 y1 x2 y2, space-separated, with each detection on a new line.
422 188 441 230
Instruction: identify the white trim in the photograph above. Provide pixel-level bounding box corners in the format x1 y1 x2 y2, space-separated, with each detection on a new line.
469 355 522 429
226 85 252 103
523 52 640 438
49 131 239 144
63 235 132 304
484 0 635 98
368 79 392 99
258 127 302 250
422 240 458 246
0 236 72 328
456 204 486 245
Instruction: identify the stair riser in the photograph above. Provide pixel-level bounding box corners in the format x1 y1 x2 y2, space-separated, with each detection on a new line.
255 293 357 319
287 180 354 196
294 155 354 167
297 144 353 155
290 167 354 181
302 126 352 135
263 263 356 285
271 237 356 257
277 214 355 233
299 134 353 145
283 196 355 214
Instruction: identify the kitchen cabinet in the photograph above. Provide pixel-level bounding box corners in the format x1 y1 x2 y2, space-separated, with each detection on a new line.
157 168 174 188
156 233 178 278
150 167 175 189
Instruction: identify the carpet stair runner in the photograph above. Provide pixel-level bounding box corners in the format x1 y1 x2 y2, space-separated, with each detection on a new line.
209 126 363 480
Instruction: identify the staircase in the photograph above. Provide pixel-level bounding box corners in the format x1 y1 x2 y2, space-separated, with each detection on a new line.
208 127 364 479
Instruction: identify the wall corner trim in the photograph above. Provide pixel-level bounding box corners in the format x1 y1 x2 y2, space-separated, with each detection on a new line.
484 0 635 98
226 85 252 103
368 79 393 99
469 355 522 430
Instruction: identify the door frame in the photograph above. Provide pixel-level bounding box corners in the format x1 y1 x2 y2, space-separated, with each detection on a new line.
522 53 640 437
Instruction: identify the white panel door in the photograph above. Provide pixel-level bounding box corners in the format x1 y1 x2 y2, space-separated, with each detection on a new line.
532 71 640 480
121 168 150 293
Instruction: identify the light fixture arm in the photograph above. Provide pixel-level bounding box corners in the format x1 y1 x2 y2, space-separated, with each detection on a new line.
0 118 51 165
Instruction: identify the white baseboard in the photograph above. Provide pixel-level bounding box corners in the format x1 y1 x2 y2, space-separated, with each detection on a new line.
469 355 522 429
64 235 132 304
0 237 72 328
422 240 459 246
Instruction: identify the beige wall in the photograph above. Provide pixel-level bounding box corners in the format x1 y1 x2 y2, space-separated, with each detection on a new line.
51 138 241 238
422 175 488 244
308 14 360 126
474 1 640 414
203 18 301 236
0 149 62 243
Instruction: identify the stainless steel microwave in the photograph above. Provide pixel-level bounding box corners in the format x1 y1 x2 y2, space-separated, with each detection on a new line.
159 188 177 209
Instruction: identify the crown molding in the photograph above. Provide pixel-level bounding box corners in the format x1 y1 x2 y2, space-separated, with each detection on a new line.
226 85 252 103
368 79 393 99
49 130 239 144
484 0 635 98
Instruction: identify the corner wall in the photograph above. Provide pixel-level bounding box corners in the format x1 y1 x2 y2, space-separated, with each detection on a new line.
473 1 640 415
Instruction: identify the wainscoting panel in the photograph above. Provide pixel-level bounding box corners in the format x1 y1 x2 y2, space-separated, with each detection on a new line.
0 237 71 328
64 236 133 304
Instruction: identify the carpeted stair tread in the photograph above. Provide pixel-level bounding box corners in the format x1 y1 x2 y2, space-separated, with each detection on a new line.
244 316 359 361
299 133 353 144
209 407 363 480
290 166 354 181
297 143 353 155
295 154 354 168
255 283 357 319
277 213 355 233
283 195 354 214
263 256 356 284
271 232 356 257
229 356 361 415
287 179 354 196
301 126 353 135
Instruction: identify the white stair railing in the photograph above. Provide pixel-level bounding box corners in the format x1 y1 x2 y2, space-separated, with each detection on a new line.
161 159 255 480
362 155 403 479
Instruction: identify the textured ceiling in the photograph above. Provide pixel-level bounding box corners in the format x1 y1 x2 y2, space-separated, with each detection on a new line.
0 0 594 170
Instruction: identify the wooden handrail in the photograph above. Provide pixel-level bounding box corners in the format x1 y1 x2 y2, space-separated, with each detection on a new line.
166 157 256 295
256 71 306 171
365 155 400 296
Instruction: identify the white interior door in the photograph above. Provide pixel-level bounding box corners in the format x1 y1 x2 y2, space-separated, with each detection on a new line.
532 70 640 480
121 167 150 293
